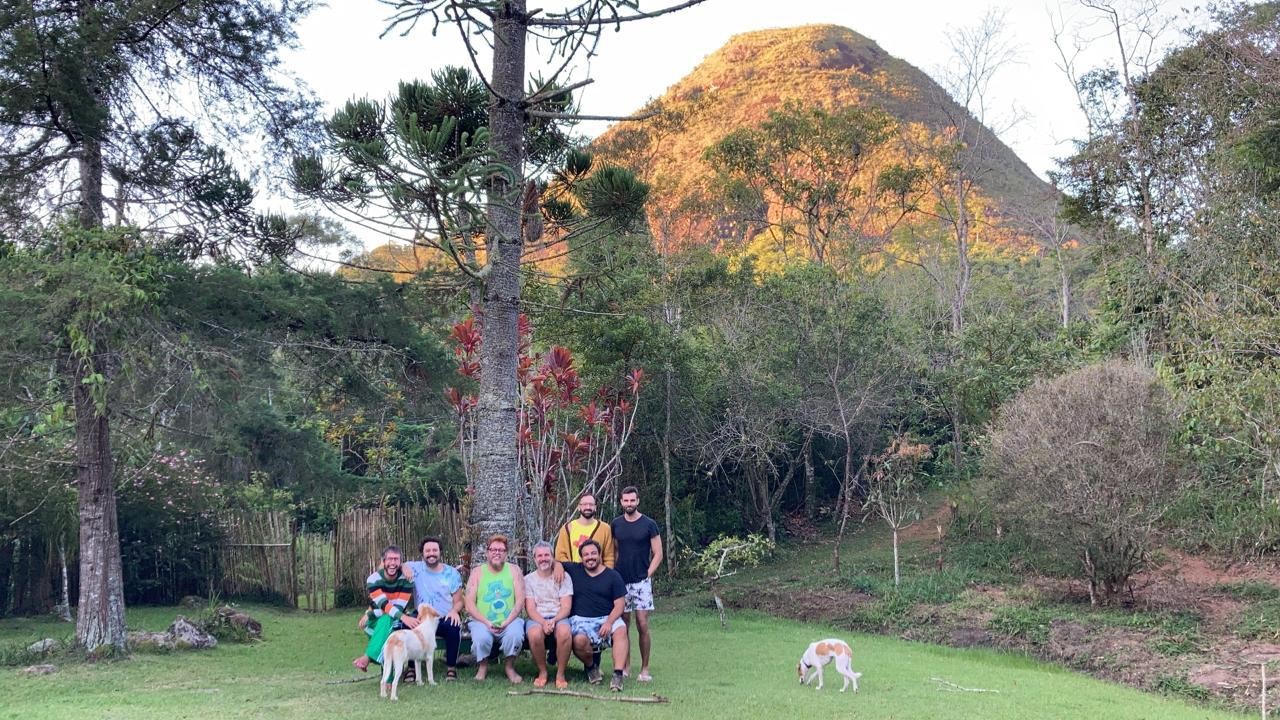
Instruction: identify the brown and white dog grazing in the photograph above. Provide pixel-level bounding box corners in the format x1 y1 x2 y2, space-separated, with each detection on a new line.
380 603 441 701
797 638 861 692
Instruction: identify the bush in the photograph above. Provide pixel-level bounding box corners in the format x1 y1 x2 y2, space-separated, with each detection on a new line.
984 361 1184 604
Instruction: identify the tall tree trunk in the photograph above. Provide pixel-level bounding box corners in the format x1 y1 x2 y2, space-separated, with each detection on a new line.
891 527 901 588
72 52 127 650
662 364 675 577
1057 246 1071 328
472 0 529 553
950 175 971 335
803 429 815 519
72 357 126 653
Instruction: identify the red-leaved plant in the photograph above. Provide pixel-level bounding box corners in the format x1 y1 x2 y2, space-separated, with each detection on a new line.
446 312 643 544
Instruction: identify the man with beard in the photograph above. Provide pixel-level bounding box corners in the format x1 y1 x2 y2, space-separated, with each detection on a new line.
464 534 526 683
564 540 629 692
352 545 419 673
523 540 573 688
402 536 464 681
611 486 663 682
554 493 616 567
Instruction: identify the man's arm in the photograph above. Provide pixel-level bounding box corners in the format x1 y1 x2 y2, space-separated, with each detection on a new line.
506 569 526 628
647 533 664 579
523 583 542 621
447 584 463 625
463 568 487 628
553 525 570 563
604 526 617 568
599 594 625 639
554 594 572 623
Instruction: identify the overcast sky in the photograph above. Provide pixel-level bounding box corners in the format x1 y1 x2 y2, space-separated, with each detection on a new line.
285 0 1200 185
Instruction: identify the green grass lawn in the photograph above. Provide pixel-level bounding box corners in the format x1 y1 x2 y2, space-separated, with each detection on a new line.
0 604 1245 719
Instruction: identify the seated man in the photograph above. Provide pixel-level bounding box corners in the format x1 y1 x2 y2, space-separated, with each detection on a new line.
353 545 419 672
464 533 526 683
524 540 573 689
563 539 629 692
402 535 465 682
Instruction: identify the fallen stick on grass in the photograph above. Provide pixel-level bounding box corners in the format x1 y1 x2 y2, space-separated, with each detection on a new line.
508 689 670 704
323 676 374 685
931 677 999 693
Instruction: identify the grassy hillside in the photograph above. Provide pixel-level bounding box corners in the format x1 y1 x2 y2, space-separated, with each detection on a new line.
593 25 1052 259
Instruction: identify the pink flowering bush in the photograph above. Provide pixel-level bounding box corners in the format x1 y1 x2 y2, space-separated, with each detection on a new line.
116 449 224 603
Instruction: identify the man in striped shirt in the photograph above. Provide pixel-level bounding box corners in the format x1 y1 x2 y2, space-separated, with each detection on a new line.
353 545 419 672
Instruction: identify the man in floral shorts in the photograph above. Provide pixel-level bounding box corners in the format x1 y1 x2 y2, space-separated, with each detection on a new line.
611 486 663 682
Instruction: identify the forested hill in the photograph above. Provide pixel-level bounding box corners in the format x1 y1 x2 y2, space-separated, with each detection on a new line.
593 24 1053 258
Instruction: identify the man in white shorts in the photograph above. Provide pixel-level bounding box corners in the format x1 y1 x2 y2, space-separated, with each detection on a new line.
563 540 629 692
610 485 663 682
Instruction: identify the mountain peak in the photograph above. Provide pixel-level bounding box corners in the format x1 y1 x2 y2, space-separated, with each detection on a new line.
593 24 1050 259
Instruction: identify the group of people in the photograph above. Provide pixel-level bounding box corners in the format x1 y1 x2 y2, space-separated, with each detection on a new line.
352 486 663 693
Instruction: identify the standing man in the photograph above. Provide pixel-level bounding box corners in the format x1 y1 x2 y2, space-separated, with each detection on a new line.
564 540 629 692
611 485 663 682
352 545 419 672
523 540 573 689
555 492 617 567
464 533 526 683
403 536 464 682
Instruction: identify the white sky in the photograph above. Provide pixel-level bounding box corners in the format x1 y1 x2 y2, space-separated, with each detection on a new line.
278 0 1204 250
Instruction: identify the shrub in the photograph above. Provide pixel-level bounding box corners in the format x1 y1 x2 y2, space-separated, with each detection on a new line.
984 361 1184 604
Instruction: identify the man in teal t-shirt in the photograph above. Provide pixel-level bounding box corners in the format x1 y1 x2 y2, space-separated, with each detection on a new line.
403 536 464 681
464 533 526 682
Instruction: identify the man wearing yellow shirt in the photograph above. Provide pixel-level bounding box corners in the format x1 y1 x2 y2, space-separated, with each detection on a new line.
554 493 616 568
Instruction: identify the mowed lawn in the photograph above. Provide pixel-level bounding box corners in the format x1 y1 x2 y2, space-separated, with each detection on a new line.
0 605 1243 720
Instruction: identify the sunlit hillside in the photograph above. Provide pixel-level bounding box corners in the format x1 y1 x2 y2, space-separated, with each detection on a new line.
593 24 1053 267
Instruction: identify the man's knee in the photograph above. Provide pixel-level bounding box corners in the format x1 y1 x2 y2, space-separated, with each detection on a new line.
635 611 651 633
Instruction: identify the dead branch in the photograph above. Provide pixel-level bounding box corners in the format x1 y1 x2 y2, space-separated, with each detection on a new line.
508 689 670 703
931 677 999 693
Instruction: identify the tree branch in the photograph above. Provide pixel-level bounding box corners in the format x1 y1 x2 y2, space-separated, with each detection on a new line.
531 0 709 27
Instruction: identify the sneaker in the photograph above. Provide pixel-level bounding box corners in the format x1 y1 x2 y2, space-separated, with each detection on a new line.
587 665 603 684
610 673 624 692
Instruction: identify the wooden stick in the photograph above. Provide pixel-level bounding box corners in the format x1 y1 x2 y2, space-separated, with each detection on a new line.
932 677 1000 693
507 689 670 704
324 676 375 685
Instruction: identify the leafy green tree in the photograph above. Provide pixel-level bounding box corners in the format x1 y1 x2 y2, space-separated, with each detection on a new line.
0 0 316 651
704 102 906 266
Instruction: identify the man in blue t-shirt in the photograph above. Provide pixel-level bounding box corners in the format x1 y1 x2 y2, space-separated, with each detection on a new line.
610 485 663 682
402 535 464 681
563 539 629 692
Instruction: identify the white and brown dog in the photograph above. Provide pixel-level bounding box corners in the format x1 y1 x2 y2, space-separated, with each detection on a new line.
797 638 862 692
380 603 441 701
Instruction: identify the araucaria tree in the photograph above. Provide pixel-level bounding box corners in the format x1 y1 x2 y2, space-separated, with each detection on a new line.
0 1 316 653
320 0 706 551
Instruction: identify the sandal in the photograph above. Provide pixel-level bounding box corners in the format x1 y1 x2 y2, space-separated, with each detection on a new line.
445 668 458 682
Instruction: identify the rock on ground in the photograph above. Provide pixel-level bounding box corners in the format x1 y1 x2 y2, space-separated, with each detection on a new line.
168 616 218 650
26 638 60 655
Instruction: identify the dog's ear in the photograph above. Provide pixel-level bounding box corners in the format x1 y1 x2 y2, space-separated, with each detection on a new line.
418 603 439 619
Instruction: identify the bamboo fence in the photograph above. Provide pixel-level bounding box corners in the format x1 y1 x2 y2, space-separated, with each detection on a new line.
333 505 465 607
219 511 296 606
